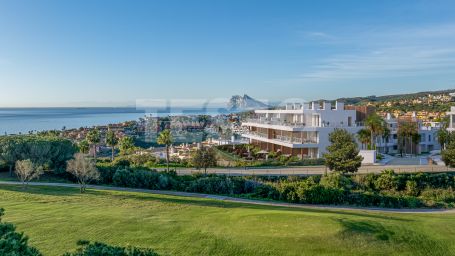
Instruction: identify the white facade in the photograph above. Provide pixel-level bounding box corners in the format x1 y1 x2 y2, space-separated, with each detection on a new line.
359 150 376 164
376 113 441 155
241 101 363 158
447 106 455 132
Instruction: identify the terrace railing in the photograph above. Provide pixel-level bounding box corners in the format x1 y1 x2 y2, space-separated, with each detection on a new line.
242 132 318 144
244 118 306 127
276 135 318 144
244 118 365 128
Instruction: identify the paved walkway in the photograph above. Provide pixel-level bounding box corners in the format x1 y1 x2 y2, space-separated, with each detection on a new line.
172 165 452 176
1 181 454 214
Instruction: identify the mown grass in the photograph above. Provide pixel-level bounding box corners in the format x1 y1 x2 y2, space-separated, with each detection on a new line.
1 185 455 256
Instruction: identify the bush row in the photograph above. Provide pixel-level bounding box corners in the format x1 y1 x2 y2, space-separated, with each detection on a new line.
94 163 455 208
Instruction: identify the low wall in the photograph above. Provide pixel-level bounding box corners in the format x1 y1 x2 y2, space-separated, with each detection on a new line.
359 150 376 164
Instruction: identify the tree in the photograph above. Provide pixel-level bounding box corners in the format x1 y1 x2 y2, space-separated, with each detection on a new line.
86 129 101 159
365 113 386 150
380 125 391 154
397 121 420 156
105 129 118 161
437 117 450 150
0 135 75 176
441 132 455 167
0 137 21 177
15 159 44 188
157 129 173 172
0 208 42 256
118 136 135 155
191 147 218 174
356 129 371 150
323 129 363 174
78 140 90 154
66 153 100 193
437 129 450 150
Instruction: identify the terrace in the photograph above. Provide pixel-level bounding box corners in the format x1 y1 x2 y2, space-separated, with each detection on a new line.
242 131 318 145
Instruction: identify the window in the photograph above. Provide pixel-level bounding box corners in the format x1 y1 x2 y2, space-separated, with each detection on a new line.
312 114 320 127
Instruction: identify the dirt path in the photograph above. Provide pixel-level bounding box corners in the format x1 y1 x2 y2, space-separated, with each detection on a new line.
1 181 454 214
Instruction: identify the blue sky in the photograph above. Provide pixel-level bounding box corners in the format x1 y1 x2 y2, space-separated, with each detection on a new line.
0 0 455 107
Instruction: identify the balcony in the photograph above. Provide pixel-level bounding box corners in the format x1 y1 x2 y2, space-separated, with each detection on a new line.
244 131 268 138
276 135 318 144
242 132 318 144
243 118 306 127
243 118 363 128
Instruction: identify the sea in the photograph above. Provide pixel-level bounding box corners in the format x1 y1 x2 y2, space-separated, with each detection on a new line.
0 107 232 135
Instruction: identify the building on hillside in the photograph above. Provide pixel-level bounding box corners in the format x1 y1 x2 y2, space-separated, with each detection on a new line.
241 101 363 159
375 113 441 155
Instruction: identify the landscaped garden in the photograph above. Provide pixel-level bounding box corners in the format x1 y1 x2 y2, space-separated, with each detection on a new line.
215 144 325 167
2 185 455 256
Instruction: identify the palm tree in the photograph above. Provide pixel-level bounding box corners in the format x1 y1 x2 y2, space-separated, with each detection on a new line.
380 124 391 154
105 129 118 161
438 129 449 150
157 129 173 172
86 129 101 159
437 118 449 150
118 136 135 155
365 113 385 150
397 121 419 156
78 140 90 154
357 129 371 149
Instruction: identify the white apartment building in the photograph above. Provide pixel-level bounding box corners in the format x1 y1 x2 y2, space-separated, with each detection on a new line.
447 106 455 132
376 113 441 155
241 101 362 159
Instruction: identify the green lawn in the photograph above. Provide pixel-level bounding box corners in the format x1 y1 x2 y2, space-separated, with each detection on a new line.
1 185 455 256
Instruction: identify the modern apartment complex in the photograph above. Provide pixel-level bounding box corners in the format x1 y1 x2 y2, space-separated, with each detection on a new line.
241 101 362 159
375 113 441 155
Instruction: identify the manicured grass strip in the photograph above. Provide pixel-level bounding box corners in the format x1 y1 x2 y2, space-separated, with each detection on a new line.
1 185 455 256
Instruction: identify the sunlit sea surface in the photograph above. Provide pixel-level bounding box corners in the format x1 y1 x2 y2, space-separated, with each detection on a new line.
0 107 229 135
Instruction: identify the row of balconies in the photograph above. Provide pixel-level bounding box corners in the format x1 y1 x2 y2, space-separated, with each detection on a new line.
245 118 306 127
243 131 318 144
244 118 362 128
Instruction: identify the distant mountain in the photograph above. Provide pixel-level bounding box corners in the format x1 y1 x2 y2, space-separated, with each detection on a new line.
228 94 269 110
336 89 455 105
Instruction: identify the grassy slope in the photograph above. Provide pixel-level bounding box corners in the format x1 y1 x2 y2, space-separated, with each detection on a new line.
1 185 455 256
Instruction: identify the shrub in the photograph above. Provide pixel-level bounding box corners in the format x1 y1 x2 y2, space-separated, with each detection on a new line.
253 183 279 199
63 240 159 256
186 175 248 195
405 180 419 196
95 162 118 184
320 172 352 190
427 173 452 188
276 181 301 202
420 188 455 205
353 173 376 191
375 169 398 191
113 169 165 189
296 184 345 204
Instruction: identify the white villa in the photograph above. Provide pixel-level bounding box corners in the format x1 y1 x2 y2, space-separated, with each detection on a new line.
241 101 363 159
